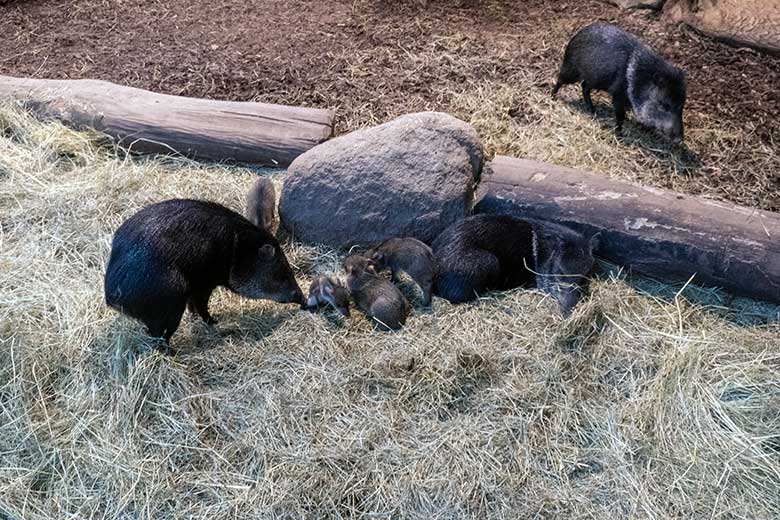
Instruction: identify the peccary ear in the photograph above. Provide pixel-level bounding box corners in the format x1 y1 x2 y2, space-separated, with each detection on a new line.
589 232 601 253
259 244 275 258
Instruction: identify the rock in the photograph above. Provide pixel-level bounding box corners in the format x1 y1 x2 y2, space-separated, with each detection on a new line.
279 112 484 247
664 0 780 56
604 0 665 9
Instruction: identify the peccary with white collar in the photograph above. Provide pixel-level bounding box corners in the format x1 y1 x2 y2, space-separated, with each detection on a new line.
431 214 598 315
552 22 686 144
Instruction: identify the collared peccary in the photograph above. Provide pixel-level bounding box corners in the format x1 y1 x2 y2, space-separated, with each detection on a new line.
365 237 437 306
245 177 277 233
343 255 410 331
104 199 304 351
431 214 597 315
306 276 351 317
552 22 686 144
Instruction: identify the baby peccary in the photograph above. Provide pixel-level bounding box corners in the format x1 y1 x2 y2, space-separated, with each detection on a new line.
343 255 410 331
245 177 277 233
105 199 304 352
306 276 351 317
366 237 436 306
431 214 597 316
552 22 686 144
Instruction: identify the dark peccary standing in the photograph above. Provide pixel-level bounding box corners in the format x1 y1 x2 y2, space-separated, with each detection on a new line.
343 255 410 331
306 276 351 317
552 21 686 144
105 199 304 351
245 177 277 233
366 237 437 306
431 214 597 315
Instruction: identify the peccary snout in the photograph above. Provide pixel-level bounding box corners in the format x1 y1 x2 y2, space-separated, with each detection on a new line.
229 241 304 305
635 81 685 145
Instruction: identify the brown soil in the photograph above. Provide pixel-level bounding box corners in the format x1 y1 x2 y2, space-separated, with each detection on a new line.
1 0 778 207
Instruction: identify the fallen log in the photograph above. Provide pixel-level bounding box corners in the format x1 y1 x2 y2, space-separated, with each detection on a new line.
475 155 780 303
663 0 780 56
0 75 335 166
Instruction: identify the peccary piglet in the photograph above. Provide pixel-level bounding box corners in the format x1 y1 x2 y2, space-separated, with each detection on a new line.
306 276 351 317
366 237 437 306
343 255 410 331
245 177 277 233
432 214 597 315
104 199 304 352
552 22 686 144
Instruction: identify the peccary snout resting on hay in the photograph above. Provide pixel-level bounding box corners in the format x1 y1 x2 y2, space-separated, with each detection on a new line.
343 255 410 331
104 199 304 351
306 276 351 317
245 177 277 233
431 214 597 315
366 237 437 306
552 21 686 144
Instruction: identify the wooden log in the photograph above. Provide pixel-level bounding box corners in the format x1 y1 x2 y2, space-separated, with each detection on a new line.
664 0 780 56
0 75 335 166
475 155 780 303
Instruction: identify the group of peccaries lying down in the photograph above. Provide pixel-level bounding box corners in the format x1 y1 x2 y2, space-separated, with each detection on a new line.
105 22 688 354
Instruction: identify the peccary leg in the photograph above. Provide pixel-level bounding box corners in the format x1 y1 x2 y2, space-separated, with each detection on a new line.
145 296 186 354
582 83 595 114
187 288 216 325
613 98 627 134
422 279 433 307
552 63 577 98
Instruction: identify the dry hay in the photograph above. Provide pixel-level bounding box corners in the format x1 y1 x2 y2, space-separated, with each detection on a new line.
1 103 780 519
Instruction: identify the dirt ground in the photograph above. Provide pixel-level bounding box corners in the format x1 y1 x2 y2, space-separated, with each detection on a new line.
1 0 778 209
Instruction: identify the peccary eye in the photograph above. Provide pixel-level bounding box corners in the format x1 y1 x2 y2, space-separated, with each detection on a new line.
260 244 275 258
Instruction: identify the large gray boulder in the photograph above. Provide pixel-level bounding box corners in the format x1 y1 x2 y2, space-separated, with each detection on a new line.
279 112 484 247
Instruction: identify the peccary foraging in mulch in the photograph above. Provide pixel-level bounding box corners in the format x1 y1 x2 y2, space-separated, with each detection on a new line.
552 21 686 144
306 276 351 317
343 255 410 331
105 199 304 352
431 214 598 315
366 237 437 306
245 177 277 233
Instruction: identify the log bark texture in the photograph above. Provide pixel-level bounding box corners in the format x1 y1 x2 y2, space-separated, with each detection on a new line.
0 75 335 166
664 0 780 56
475 155 780 303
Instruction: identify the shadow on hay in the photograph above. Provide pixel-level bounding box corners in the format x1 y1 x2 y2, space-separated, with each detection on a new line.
596 261 780 327
561 97 702 172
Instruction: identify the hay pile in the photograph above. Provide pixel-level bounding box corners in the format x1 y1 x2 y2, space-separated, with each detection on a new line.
1 103 779 519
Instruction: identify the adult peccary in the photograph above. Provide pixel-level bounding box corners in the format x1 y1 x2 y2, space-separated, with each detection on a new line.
366 237 437 306
306 276 351 317
105 199 304 352
552 21 686 144
245 177 277 233
343 255 410 331
431 214 598 315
